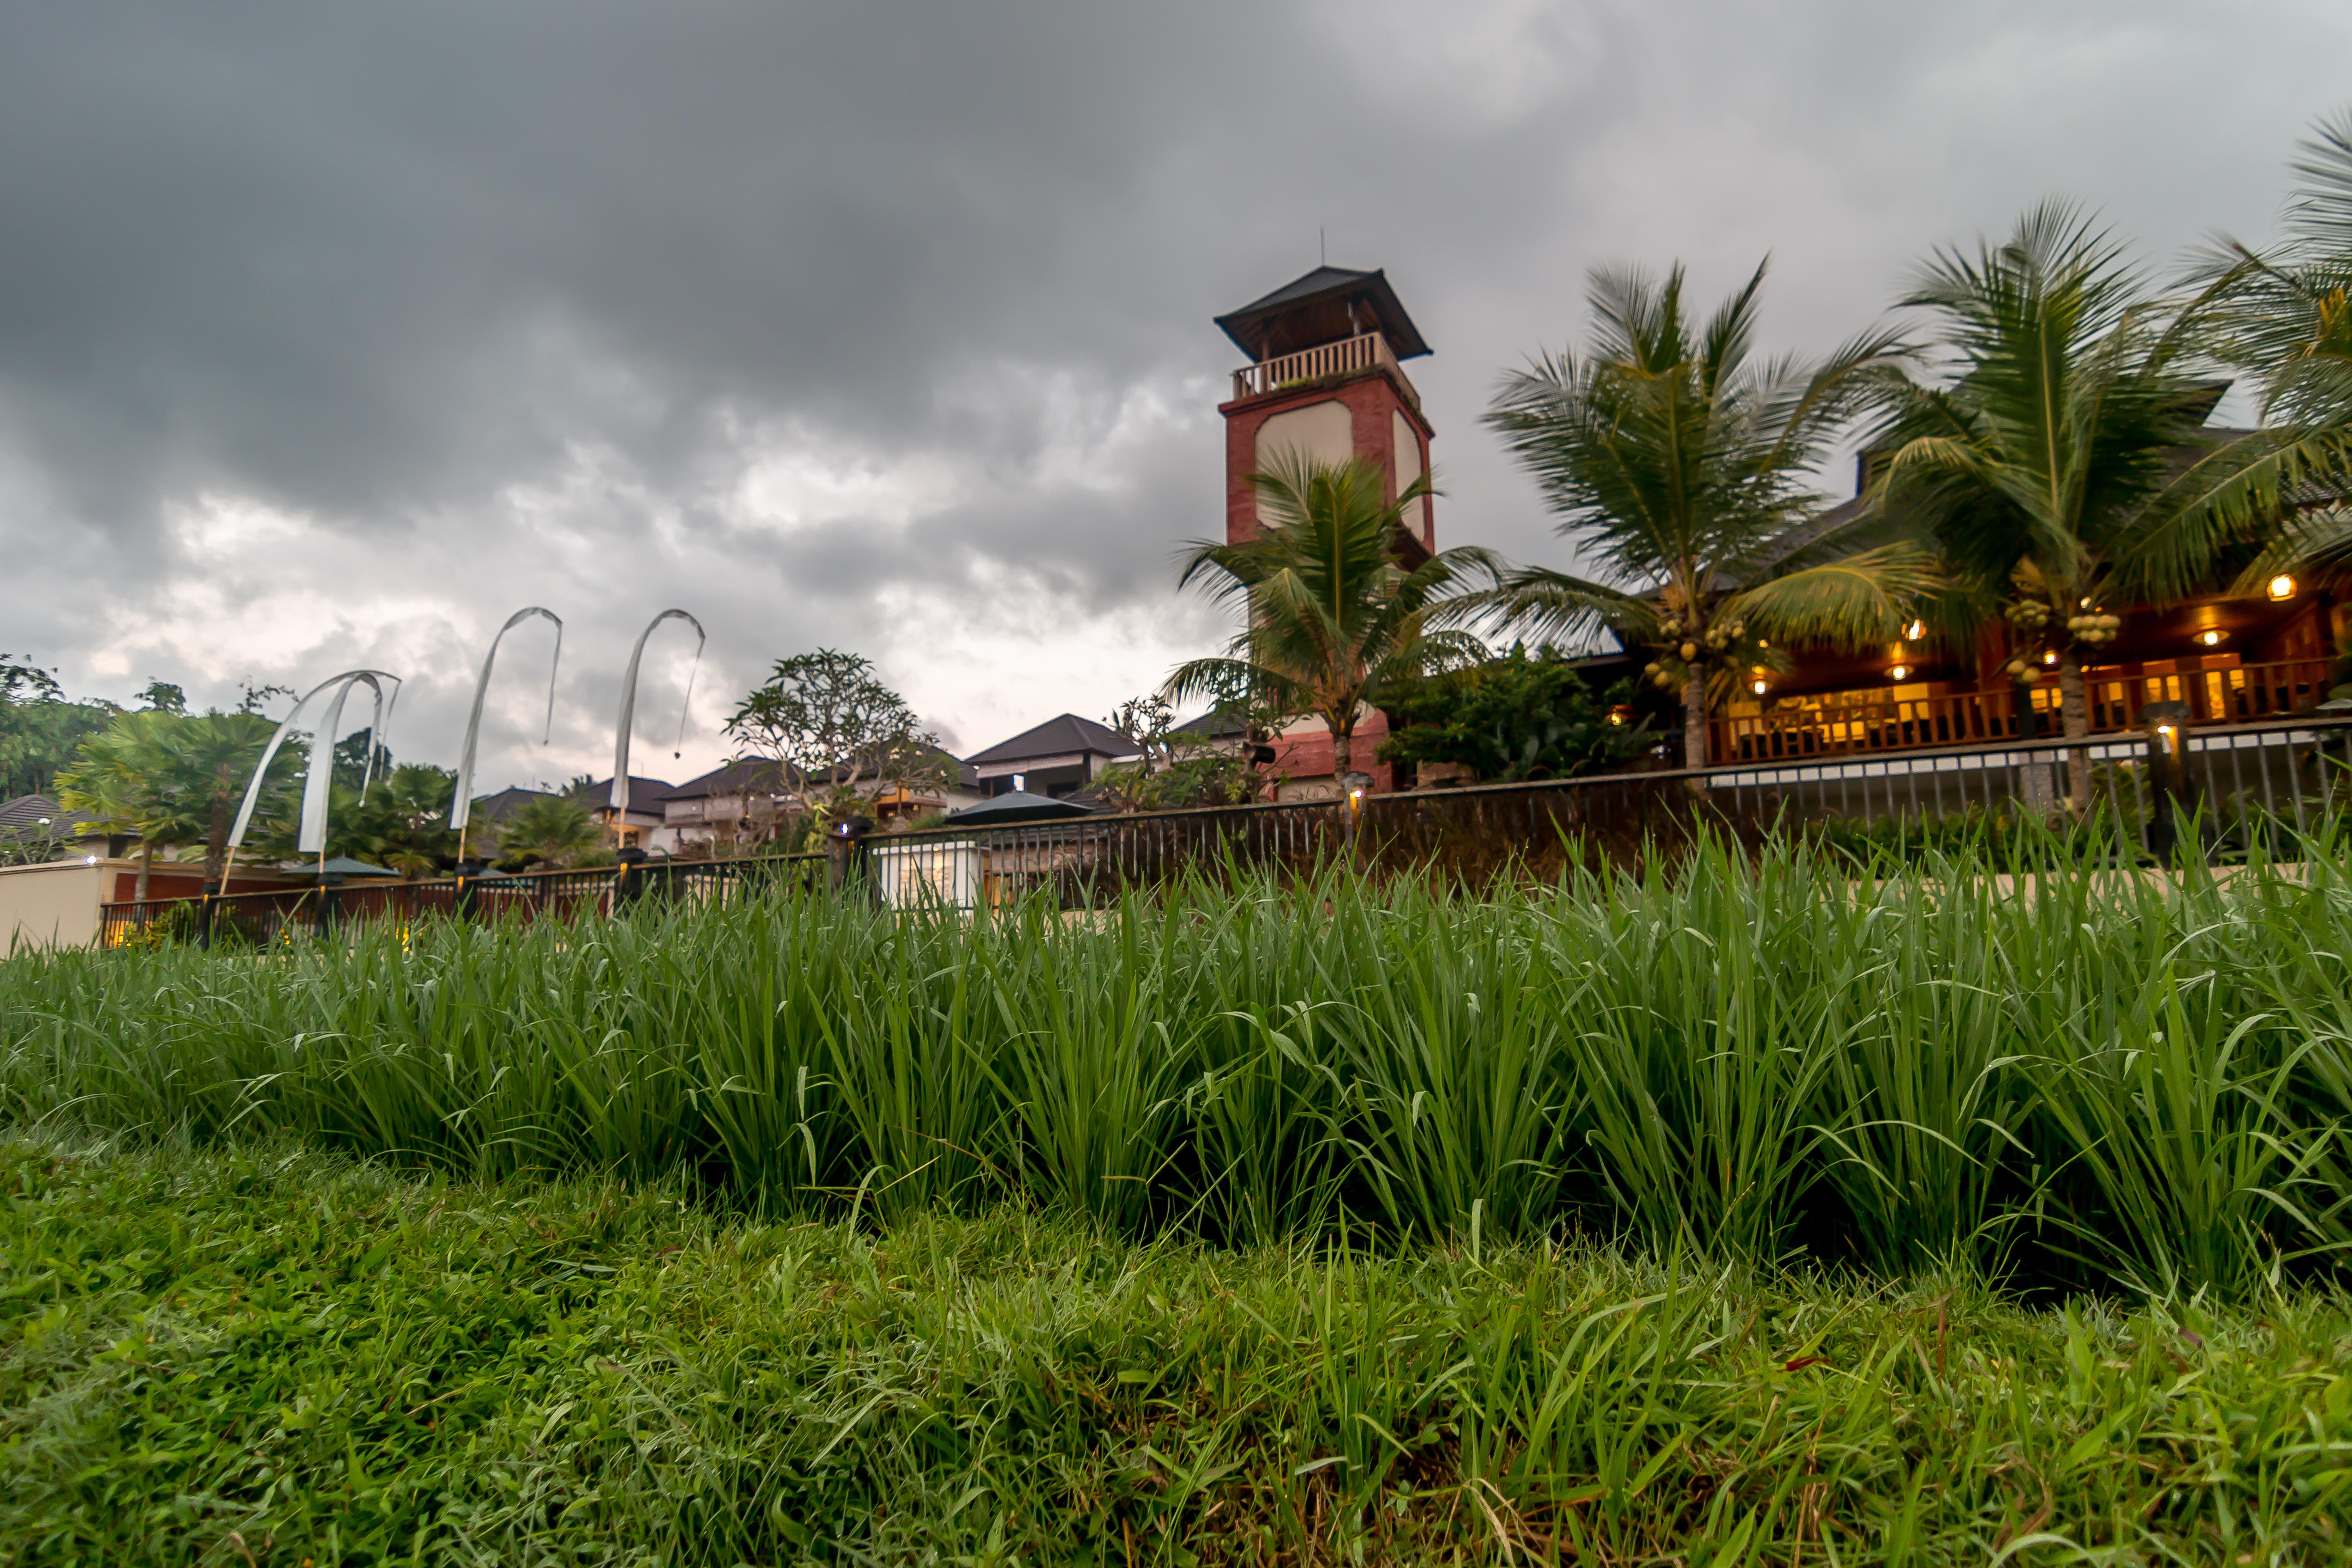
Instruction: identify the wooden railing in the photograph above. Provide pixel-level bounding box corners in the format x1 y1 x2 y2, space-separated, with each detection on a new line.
1711 656 2338 766
1230 332 1414 404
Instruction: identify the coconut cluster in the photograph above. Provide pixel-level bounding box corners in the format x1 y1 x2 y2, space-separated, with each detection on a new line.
2002 600 2051 629
2066 612 2122 646
1642 616 1751 692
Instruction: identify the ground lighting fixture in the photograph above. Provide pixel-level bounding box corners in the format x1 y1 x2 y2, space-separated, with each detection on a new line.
2270 573 2298 601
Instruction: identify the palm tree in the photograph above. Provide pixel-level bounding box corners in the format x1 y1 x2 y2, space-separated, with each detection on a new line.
2199 110 2352 581
1482 260 1938 771
1163 455 1494 780
55 712 185 899
1870 202 2339 808
497 794 603 870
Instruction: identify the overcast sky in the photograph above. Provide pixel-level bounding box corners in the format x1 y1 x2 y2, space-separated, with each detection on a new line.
3 1 2347 790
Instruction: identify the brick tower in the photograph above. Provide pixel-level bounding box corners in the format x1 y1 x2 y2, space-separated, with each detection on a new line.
1214 265 1435 563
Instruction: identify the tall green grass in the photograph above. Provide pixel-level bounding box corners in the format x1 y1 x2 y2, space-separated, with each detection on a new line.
8 833 2352 1295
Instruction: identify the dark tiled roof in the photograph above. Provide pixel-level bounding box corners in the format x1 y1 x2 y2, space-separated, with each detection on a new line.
568 776 676 809
470 786 558 822
1215 265 1431 361
0 794 99 839
1171 709 1247 739
664 760 799 802
964 714 1138 767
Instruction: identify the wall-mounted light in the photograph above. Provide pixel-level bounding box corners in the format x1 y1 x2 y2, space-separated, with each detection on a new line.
2041 650 2058 666
1749 677 1770 696
2197 629 2226 646
1905 620 1926 641
1889 664 1912 681
2269 573 2298 601
1756 637 1769 648
83 854 96 866
2156 723 2177 739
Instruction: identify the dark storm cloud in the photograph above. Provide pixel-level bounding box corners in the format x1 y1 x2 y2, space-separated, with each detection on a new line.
1 0 2347 784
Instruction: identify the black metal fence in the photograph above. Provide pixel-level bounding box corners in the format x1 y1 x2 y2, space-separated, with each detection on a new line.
97 851 827 948
95 716 2352 943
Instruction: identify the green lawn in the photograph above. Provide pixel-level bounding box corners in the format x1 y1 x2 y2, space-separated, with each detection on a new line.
7 1134 2352 1565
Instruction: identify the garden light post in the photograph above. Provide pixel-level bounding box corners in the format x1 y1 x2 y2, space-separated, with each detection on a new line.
2143 700 2193 862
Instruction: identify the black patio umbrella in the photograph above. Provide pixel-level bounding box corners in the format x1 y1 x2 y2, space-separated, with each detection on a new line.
944 790 1098 826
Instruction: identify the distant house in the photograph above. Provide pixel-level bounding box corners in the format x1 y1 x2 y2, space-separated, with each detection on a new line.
0 794 109 858
573 776 678 853
963 714 1138 799
661 748 982 848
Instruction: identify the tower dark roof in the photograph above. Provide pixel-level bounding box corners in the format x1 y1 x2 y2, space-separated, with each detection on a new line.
1214 266 1431 362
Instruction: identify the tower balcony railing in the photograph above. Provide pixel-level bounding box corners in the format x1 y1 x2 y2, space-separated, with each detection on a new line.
1230 331 1417 406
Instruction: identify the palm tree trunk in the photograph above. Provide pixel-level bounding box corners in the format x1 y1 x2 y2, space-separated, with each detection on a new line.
1683 674 1712 777
204 795 229 885
2058 651 2092 814
1330 722 1354 781
135 839 152 902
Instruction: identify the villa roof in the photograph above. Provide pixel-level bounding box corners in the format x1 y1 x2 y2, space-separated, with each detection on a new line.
964 714 1138 767
0 793 100 841
470 785 558 821
1214 265 1431 363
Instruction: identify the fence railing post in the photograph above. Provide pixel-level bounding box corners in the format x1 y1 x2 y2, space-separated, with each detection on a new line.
828 815 875 896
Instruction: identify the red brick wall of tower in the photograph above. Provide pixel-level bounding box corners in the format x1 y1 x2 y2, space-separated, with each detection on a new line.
1219 368 1435 562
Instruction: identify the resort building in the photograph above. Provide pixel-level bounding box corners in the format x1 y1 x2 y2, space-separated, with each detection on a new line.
964 714 1136 799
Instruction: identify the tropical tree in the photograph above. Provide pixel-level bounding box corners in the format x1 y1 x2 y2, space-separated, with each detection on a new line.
0 657 121 798
1482 261 1938 770
55 711 182 898
726 650 950 840
1379 646 1650 784
57 709 293 891
343 764 461 877
1869 202 2343 807
2199 109 2352 582
495 794 603 870
1164 454 1494 781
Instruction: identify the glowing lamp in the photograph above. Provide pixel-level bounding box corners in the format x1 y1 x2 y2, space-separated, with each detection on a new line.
2041 651 2058 666
2269 573 2298 601
1888 664 1911 681
2156 723 2177 738
1905 620 1926 642
1749 678 1769 696
2198 629 2225 646
83 854 96 865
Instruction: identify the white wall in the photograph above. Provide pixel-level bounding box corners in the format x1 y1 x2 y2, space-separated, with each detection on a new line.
0 859 107 952
1253 399 1354 475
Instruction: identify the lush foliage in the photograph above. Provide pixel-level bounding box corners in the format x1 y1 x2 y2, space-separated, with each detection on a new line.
0 659 175 799
2206 109 2352 585
726 649 949 840
8 839 2352 1297
1482 263 1938 764
1380 646 1650 782
55 708 297 883
11 1135 2352 1566
1167 455 1496 778
492 792 605 870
